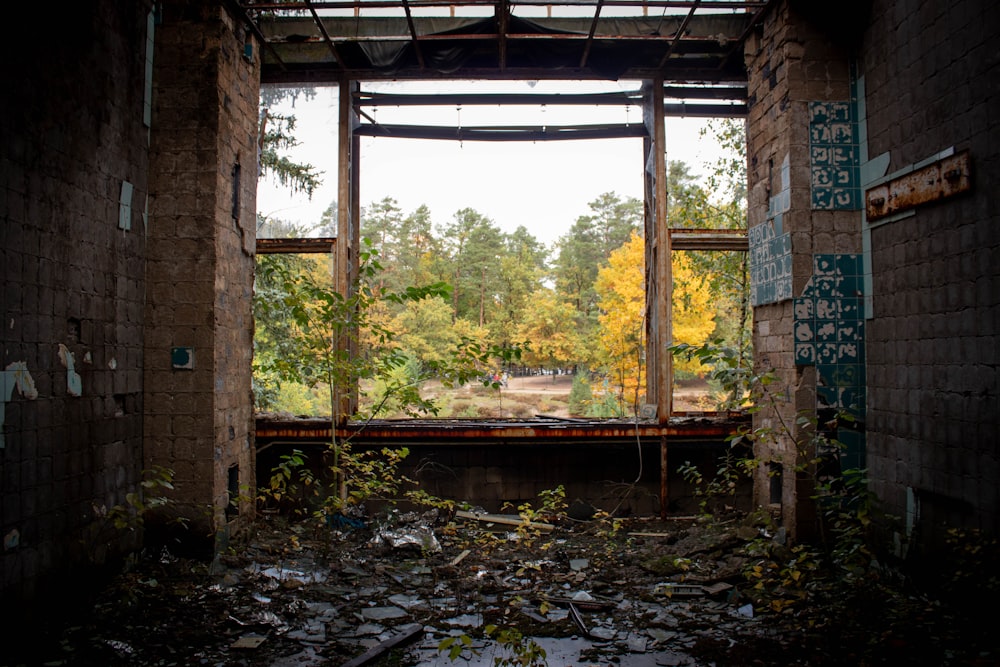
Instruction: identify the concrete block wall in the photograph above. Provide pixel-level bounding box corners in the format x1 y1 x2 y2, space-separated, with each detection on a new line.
859 0 1000 545
258 440 743 518
146 0 259 547
1 2 154 604
744 1 861 537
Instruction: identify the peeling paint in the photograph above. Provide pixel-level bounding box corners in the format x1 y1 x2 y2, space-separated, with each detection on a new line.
1 362 39 449
119 180 133 231
58 344 83 397
4 528 19 550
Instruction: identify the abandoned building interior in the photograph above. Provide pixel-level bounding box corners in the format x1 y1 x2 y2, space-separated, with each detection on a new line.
1 0 998 659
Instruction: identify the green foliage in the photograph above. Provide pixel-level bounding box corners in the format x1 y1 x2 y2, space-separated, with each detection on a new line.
259 449 317 515
678 447 755 516
485 625 548 667
567 371 592 416
100 465 179 532
438 626 548 667
501 486 566 548
258 111 322 197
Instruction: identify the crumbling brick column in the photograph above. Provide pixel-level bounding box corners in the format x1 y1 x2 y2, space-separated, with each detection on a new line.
744 1 861 539
145 0 258 550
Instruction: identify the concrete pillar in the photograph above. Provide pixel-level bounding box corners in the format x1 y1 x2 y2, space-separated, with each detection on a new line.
145 0 259 550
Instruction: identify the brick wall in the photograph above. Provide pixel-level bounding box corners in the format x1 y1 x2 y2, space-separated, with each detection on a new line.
1 2 154 605
860 0 1000 546
146 0 259 547
744 2 860 537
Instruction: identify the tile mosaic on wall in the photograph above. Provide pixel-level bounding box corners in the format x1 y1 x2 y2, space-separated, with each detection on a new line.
809 101 861 210
794 253 866 469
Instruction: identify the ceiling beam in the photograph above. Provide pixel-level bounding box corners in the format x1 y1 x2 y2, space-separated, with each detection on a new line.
656 0 699 70
354 122 648 141
354 90 644 106
579 0 605 68
305 0 344 69
400 0 427 68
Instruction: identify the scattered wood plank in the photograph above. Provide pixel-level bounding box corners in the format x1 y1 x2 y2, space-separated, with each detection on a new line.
568 602 590 637
627 532 671 538
455 510 554 532
537 594 616 611
340 623 423 667
450 549 472 566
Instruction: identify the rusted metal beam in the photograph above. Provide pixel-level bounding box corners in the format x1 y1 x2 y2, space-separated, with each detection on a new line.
246 1 765 11
305 0 344 68
865 150 972 222
663 85 747 100
256 415 748 445
660 436 668 520
656 0 699 70
497 0 509 70
264 65 747 85
256 237 336 254
664 102 746 117
354 122 647 141
579 0 605 68
669 228 748 251
355 90 644 107
400 0 427 69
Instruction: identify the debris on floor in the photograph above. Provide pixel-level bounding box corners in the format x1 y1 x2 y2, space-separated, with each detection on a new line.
13 506 997 667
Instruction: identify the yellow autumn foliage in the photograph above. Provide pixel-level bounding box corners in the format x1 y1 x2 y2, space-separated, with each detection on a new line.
595 231 716 411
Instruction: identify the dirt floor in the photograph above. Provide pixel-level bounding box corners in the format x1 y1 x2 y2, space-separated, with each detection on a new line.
10 506 996 667
459 375 714 417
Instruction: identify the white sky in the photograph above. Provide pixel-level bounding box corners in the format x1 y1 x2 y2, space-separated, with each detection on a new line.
257 80 729 247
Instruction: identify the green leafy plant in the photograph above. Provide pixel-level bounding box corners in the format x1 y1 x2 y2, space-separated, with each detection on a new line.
439 626 548 667
502 485 567 548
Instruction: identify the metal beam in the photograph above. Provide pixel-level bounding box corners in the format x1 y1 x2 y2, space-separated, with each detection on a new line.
354 122 647 141
256 238 337 254
355 90 644 107
400 0 427 69
305 0 344 68
657 0 699 70
669 228 748 251
245 1 765 10
579 0 605 68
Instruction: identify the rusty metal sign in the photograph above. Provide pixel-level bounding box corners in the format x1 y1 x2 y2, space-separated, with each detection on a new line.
865 150 972 221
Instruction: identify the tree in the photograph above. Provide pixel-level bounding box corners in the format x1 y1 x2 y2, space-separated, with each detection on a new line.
489 226 548 347
594 230 647 415
593 230 716 414
553 192 641 318
516 289 586 370
439 208 505 326
258 111 322 197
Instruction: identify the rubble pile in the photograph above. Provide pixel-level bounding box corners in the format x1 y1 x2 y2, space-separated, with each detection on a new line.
14 507 996 666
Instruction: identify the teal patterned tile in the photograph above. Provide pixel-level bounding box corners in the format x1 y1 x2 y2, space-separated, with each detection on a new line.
814 254 837 276
794 297 815 320
837 341 861 362
816 321 838 341
795 343 816 365
795 320 815 342
837 319 860 341
816 296 839 318
817 343 839 364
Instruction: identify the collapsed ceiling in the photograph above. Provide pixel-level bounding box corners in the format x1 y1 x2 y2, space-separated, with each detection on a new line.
233 0 770 116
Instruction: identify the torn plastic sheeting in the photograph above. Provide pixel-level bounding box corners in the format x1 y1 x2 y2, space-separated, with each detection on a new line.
370 526 441 552
258 565 327 585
